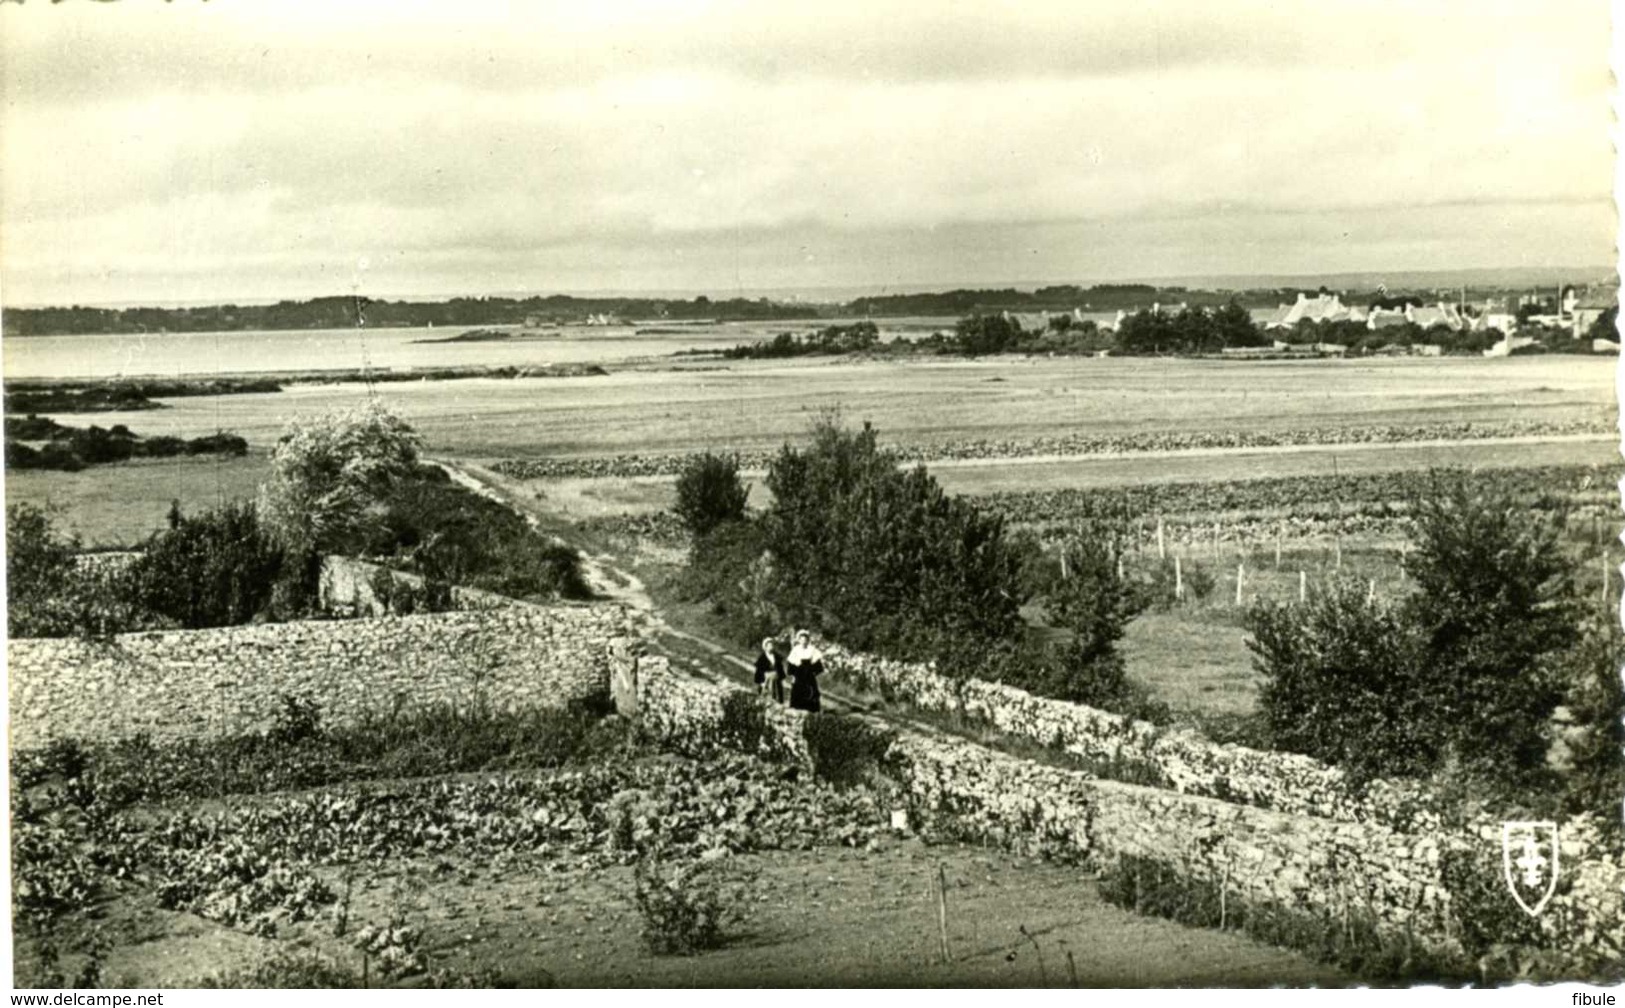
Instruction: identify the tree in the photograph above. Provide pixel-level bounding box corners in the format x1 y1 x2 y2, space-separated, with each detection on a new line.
1026 533 1151 710
258 400 423 560
1211 301 1266 348
761 416 1026 656
1247 580 1433 781
952 314 1021 356
1114 309 1178 354
1402 475 1578 786
674 453 750 538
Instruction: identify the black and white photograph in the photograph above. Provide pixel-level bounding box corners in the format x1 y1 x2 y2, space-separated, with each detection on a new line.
1 0 1621 991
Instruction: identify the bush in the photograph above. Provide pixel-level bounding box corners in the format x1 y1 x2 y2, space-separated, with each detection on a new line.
365 466 591 602
1246 579 1432 782
6 504 83 638
804 714 893 787
259 401 423 559
674 452 750 538
679 520 780 645
1140 556 1216 609
125 501 284 629
715 691 770 757
195 951 365 989
761 417 1026 659
1558 618 1625 834
367 567 455 615
631 853 758 955
1403 474 1578 787
4 505 140 638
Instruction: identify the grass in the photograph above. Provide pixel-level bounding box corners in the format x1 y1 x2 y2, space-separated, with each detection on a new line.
12 354 1612 460
5 454 270 547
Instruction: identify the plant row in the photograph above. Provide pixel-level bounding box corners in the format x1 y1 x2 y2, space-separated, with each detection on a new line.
491 417 1614 480
982 463 1619 546
11 746 886 941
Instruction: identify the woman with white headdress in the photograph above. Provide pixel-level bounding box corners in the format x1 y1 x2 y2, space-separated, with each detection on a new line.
785 629 825 713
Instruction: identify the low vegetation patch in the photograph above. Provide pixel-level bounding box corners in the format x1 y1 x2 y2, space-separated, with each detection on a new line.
5 421 248 472
632 853 760 955
4 377 282 414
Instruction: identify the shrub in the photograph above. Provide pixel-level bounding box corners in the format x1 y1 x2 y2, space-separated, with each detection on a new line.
269 694 323 745
804 714 894 787
1033 636 1172 723
5 505 140 638
6 504 83 638
195 951 365 989
631 853 758 955
366 566 455 615
365 466 592 602
1246 578 1432 782
259 400 423 559
679 520 780 645
1558 618 1625 834
1140 556 1216 608
715 690 770 756
125 501 284 629
1403 473 1578 787
674 452 750 538
761 416 1026 659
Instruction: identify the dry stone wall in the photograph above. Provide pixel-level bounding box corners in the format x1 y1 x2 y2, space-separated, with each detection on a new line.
318 555 520 615
818 640 1442 833
628 655 1624 970
9 602 634 750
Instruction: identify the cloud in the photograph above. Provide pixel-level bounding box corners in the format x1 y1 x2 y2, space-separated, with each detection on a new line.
0 0 1613 304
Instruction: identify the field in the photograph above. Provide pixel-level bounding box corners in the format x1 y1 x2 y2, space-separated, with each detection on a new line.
5 454 269 547
39 837 1340 988
8 353 1614 549
8 350 1620 988
15 354 1613 459
8 354 1618 717
13 725 1342 989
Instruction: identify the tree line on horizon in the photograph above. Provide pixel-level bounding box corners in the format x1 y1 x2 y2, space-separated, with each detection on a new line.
0 284 1325 337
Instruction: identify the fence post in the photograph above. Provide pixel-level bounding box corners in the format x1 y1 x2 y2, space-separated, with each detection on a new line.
1275 524 1282 570
1175 557 1184 601
1299 570 1307 604
1157 518 1166 559
1235 562 1244 606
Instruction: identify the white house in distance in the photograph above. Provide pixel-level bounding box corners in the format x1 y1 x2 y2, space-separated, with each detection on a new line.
1262 292 1474 332
1262 293 1364 328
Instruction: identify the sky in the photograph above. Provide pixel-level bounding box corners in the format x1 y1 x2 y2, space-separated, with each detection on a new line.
0 0 1616 306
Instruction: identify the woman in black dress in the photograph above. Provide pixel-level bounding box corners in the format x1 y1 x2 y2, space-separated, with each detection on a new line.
785 630 825 713
753 637 787 704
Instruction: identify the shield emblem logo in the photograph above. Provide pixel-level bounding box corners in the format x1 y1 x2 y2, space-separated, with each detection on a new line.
1500 821 1560 918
